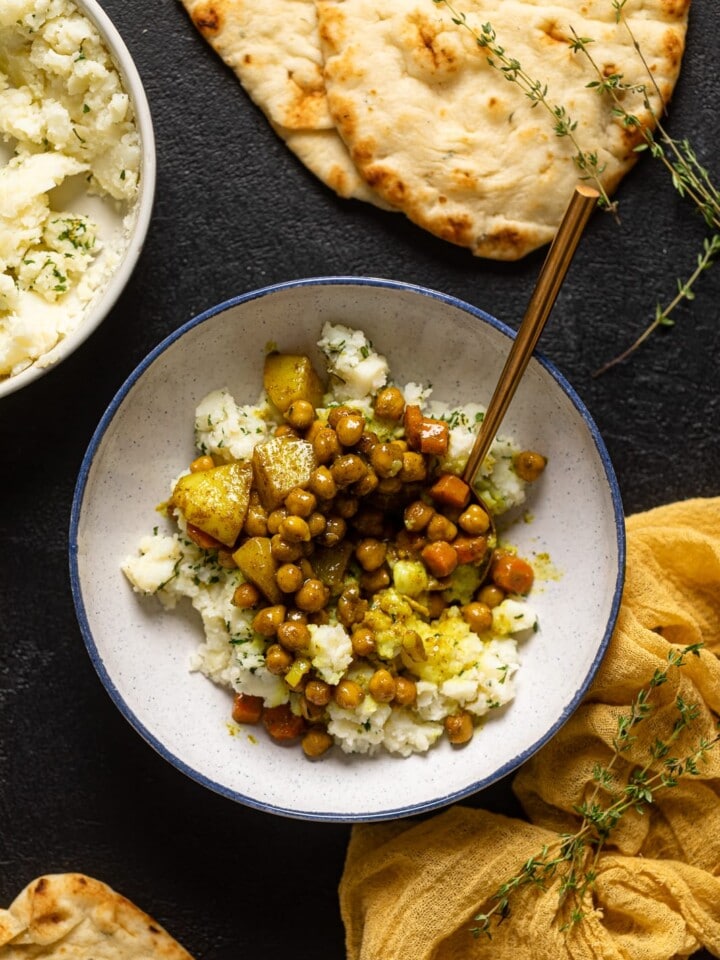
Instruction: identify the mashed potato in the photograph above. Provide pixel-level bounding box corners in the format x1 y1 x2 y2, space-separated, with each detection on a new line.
123 324 540 758
0 0 141 379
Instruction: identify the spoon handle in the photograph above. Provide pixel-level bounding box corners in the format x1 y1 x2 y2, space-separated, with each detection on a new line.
462 183 599 486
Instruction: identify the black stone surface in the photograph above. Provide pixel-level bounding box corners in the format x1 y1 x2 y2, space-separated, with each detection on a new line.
1 2 718 957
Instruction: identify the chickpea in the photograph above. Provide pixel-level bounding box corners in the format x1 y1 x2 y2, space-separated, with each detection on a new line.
285 607 308 623
319 515 347 547
462 601 493 634
368 668 396 703
514 450 547 483
276 620 311 652
356 430 379 457
244 504 268 537
313 427 341 464
285 487 317 517
308 466 337 500
267 508 288 535
295 578 330 613
360 566 391 594
426 592 447 619
370 442 403 478
355 538 387 572
478 584 505 608
252 604 286 637
335 412 366 447
310 608 331 626
374 385 405 420
327 405 355 428
217 549 237 569
298 681 331 712
265 643 293 675
458 503 491 536
334 495 359 519
189 455 215 473
444 711 474 745
404 500 435 532
331 454 367 487
299 697 326 722
232 582 261 609
334 678 365 710
377 476 403 496
302 729 334 758
306 512 327 537
305 419 326 444
337 586 368 628
274 423 298 438
350 626 377 657
276 563 304 593
270 535 303 563
278 515 311 543
284 399 315 431
394 676 417 706
352 469 379 498
426 513 458 542
399 451 427 483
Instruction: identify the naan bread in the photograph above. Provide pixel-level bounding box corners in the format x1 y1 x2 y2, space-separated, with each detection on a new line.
0 874 194 959
179 0 389 206
316 0 690 259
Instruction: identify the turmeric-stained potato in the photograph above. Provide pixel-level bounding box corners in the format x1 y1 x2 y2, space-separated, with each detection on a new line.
232 536 282 604
170 461 252 547
263 353 325 413
252 436 318 511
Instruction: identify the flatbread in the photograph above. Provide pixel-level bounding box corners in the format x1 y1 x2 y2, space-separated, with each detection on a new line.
315 0 690 259
179 0 389 206
0 874 194 958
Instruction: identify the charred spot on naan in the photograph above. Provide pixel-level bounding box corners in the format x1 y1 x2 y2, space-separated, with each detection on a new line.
399 12 466 79
188 0 223 36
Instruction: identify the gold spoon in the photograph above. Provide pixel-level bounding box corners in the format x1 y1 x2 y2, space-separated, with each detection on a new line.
462 184 599 490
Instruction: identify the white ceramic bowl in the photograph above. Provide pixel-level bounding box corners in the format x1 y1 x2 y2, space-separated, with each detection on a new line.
0 0 156 399
70 277 625 822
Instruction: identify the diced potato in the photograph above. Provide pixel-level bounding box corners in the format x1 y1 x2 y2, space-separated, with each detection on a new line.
232 537 282 604
170 461 252 548
312 542 355 594
252 436 317 511
263 353 325 413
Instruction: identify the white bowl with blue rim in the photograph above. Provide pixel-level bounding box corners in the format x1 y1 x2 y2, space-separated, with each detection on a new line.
70 276 624 822
0 0 156 399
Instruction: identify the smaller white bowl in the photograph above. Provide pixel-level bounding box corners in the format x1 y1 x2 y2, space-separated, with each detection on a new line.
0 0 156 399
70 277 625 822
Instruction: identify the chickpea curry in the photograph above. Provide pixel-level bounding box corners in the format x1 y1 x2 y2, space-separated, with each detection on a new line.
155 329 546 759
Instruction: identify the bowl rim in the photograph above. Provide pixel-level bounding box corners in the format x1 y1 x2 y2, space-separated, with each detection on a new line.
69 275 626 821
0 0 157 400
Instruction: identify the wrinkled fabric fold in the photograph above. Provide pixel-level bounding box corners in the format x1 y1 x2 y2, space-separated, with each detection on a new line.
340 498 720 960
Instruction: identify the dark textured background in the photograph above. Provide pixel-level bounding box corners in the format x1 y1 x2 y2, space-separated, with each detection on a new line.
1 1 718 957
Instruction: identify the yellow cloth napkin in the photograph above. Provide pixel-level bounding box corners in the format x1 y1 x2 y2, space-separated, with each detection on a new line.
340 498 720 960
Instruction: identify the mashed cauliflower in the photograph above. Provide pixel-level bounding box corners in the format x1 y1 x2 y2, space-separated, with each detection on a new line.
122 324 540 758
0 0 141 379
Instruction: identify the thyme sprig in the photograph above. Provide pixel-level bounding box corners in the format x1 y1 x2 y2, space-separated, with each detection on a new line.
471 643 720 938
433 0 720 371
567 4 720 373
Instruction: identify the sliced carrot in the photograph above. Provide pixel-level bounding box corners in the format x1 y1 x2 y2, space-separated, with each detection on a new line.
453 535 489 565
186 522 223 550
421 540 458 578
231 693 264 725
403 404 424 449
491 555 535 595
418 418 449 456
429 474 471 510
262 703 306 741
